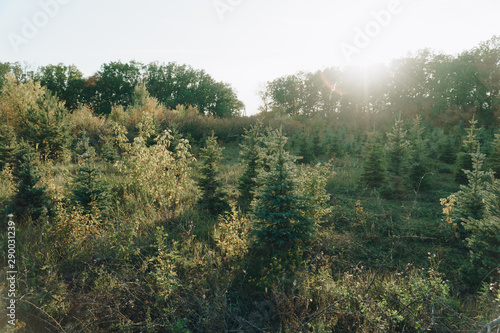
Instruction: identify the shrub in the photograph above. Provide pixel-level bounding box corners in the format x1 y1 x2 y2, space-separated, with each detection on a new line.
125 129 196 220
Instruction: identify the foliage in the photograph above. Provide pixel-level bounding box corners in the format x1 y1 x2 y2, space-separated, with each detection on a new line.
20 90 70 159
464 176 500 284
196 133 230 216
126 129 196 220
71 147 111 215
362 132 386 189
11 143 50 222
90 61 143 114
237 121 264 211
145 61 244 118
263 70 342 117
455 116 480 184
441 146 496 287
0 124 17 170
323 126 345 158
490 133 500 177
384 117 411 199
296 163 333 224
409 115 430 190
214 204 249 266
126 83 165 140
443 147 490 237
269 262 454 332
251 128 314 258
0 165 15 212
67 105 107 142
3 37 500 332
34 63 86 110
297 130 315 164
0 74 45 132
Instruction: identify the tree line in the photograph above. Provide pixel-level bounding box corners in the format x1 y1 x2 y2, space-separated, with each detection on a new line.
259 36 500 129
0 60 245 118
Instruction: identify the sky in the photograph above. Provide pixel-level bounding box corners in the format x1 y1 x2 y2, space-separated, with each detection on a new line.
0 0 499 115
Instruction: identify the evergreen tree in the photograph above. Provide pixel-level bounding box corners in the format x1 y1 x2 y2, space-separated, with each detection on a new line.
311 129 323 157
489 133 500 177
20 90 70 160
0 124 17 170
197 133 230 216
298 130 314 164
361 133 385 189
443 146 497 286
100 136 120 163
437 133 457 164
463 176 500 284
252 128 314 255
11 143 49 222
443 146 489 240
385 117 411 199
455 117 479 184
323 127 344 158
409 116 429 190
238 122 263 212
386 117 411 177
72 147 111 215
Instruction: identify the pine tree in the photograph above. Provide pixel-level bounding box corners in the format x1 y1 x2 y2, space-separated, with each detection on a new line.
72 147 111 215
0 124 17 170
252 128 314 255
385 117 411 199
11 143 49 222
361 133 385 189
323 127 344 158
463 176 500 284
197 133 230 216
312 129 323 157
443 146 498 286
409 116 429 190
489 133 500 177
455 116 479 184
386 117 411 177
238 122 263 212
460 147 489 222
298 130 314 164
437 133 456 164
20 90 70 160
442 145 489 240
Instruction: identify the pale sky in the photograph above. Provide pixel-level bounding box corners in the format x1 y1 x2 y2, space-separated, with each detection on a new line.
1 0 499 115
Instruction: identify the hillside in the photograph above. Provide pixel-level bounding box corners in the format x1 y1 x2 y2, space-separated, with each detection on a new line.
1 38 500 332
